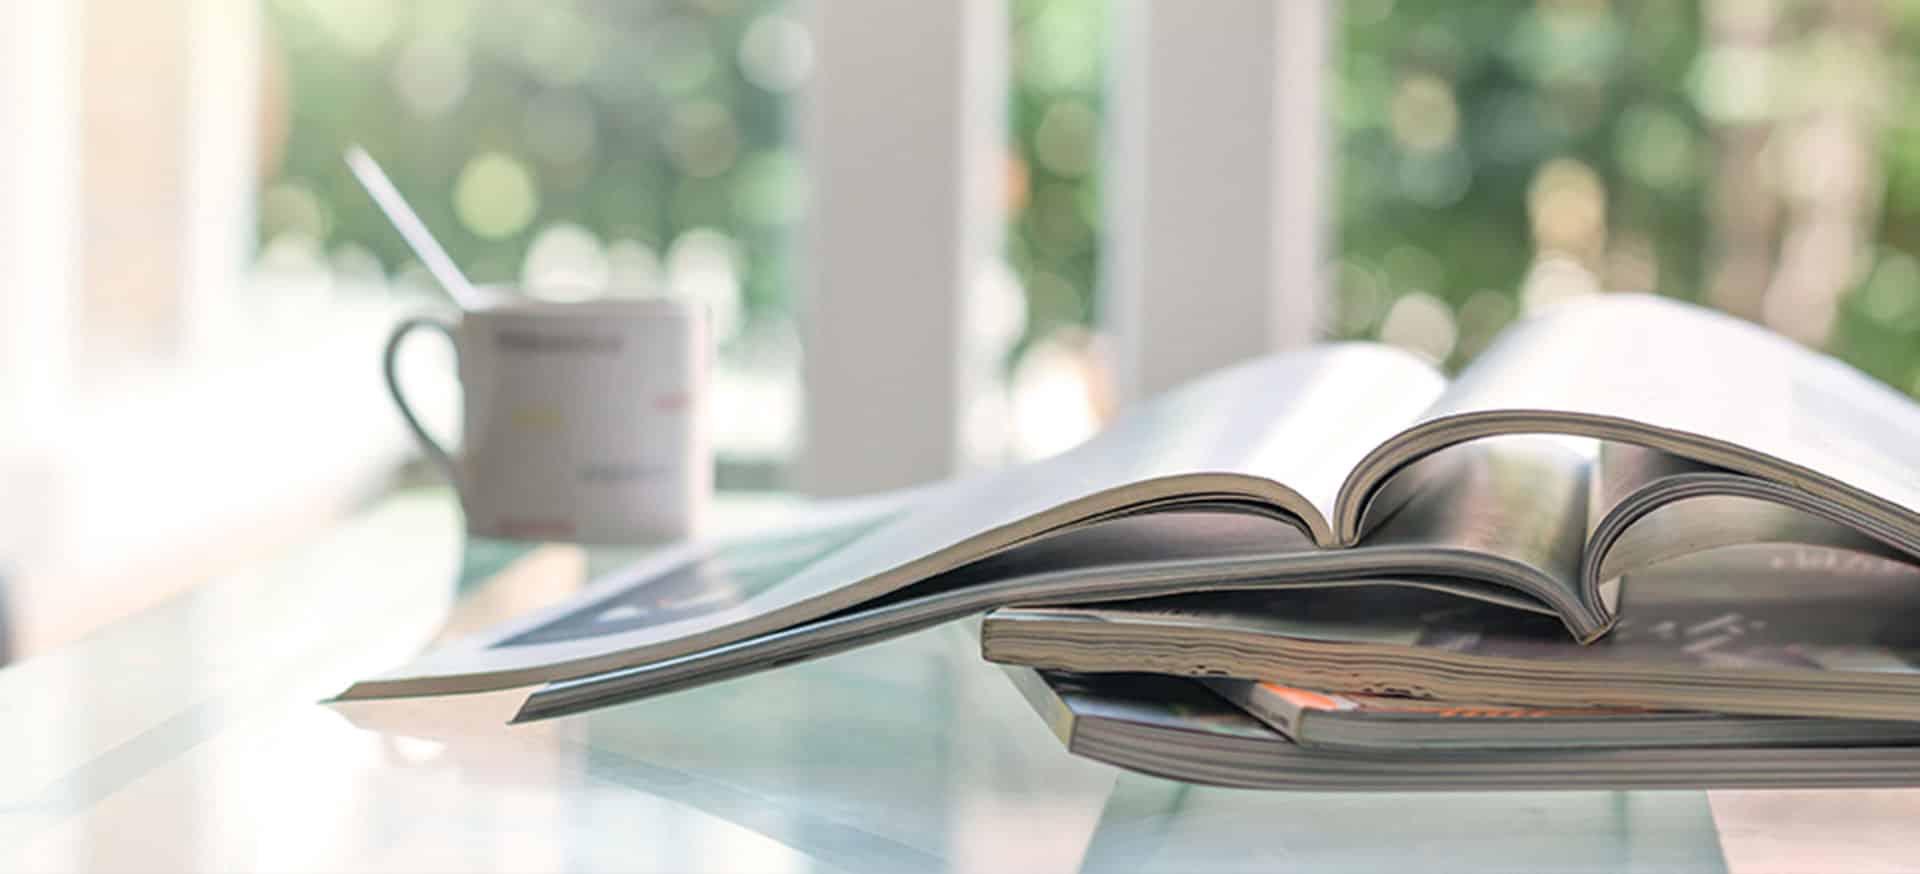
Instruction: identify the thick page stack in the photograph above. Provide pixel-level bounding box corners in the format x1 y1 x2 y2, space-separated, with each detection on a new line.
1004 670 1920 791
342 294 1920 788
977 550 1920 721
1200 679 1920 753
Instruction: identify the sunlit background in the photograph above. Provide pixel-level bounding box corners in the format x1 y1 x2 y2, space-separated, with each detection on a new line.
257 0 1920 477
6 0 1920 655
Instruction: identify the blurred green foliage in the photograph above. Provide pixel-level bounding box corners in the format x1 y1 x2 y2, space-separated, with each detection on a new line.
263 0 797 338
264 0 1920 394
1014 0 1920 391
1007 0 1108 356
1835 0 1920 392
1332 0 1710 362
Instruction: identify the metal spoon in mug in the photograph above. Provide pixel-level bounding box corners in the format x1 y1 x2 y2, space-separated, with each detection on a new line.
344 144 490 311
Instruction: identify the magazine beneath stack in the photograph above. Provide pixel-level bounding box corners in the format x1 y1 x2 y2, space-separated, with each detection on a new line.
1201 680 1920 753
1006 669 1920 791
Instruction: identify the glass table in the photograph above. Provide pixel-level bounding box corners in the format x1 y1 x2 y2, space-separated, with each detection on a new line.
2 490 1914 872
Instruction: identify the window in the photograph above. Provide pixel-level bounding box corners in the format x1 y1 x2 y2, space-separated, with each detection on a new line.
1001 0 1920 461
1330 0 1920 393
1003 0 1111 459
261 0 808 485
10 0 1920 649
261 0 1130 480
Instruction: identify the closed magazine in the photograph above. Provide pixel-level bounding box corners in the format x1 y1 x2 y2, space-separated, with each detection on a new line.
1200 679 1920 753
1002 669 1920 791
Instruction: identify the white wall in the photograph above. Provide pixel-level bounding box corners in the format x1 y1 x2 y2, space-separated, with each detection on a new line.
71 0 258 376
0 0 81 437
0 0 403 654
0 0 82 568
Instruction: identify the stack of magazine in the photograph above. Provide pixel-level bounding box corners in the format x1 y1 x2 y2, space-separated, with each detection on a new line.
343 294 1920 790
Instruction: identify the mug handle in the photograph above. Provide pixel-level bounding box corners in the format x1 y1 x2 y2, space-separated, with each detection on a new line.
383 316 461 489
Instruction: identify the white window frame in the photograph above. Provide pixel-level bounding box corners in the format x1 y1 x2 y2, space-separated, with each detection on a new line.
1 0 1335 623
0 0 80 439
796 0 1009 496
0 0 411 654
797 0 1332 490
1104 0 1329 402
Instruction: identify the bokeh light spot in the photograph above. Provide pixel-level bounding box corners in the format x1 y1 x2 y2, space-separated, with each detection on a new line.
1528 158 1607 253
453 152 539 240
1521 255 1602 314
391 35 469 118
302 0 395 56
521 222 609 298
1010 328 1102 460
1862 252 1920 328
605 239 665 297
261 180 331 240
1034 100 1099 177
1379 292 1457 364
738 14 813 93
733 149 807 226
666 100 741 179
666 228 744 345
1390 75 1460 153
1616 105 1698 192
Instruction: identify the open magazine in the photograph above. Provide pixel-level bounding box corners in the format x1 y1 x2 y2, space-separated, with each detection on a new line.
342 294 1920 735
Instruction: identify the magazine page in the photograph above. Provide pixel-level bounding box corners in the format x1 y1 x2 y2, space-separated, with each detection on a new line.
1359 435 1592 622
1586 443 1708 538
1577 442 1914 618
1332 294 1920 558
1592 493 1908 592
346 344 1444 698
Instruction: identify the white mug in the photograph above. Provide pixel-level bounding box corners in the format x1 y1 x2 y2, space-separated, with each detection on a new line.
383 297 710 544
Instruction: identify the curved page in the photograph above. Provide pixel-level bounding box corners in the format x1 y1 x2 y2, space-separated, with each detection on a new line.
1332 294 1920 619
1337 294 1920 541
344 345 1443 698
1358 435 1591 625
1588 484 1916 611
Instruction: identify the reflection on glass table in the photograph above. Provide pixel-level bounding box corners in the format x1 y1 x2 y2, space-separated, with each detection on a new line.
1 489 1916 872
